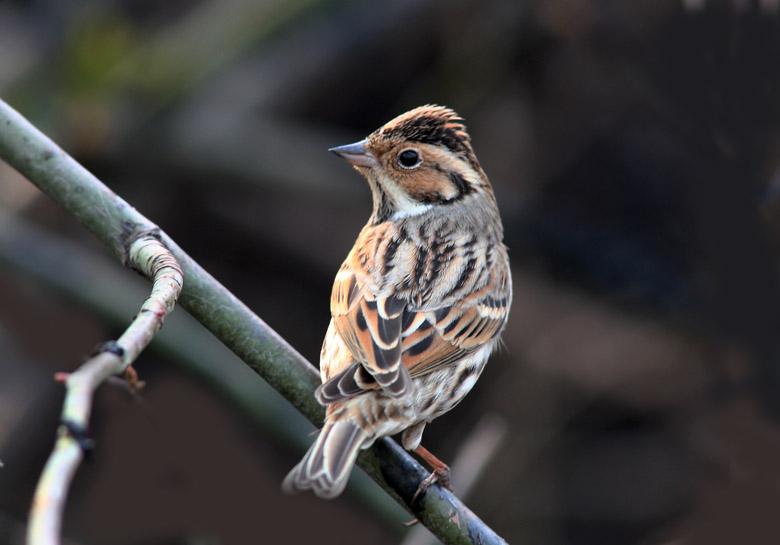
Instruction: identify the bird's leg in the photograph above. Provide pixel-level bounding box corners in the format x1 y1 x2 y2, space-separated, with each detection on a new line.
415 445 451 487
411 445 451 503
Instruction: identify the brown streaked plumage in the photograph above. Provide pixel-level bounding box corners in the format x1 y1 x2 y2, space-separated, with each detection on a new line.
283 105 511 499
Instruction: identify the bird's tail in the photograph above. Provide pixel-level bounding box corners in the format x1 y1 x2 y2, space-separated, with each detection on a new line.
282 417 369 499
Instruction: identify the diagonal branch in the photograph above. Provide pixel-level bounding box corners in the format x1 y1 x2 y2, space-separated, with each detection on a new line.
26 235 183 545
0 98 507 545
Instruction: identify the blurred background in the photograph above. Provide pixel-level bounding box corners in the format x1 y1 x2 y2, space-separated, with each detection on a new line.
2 0 780 544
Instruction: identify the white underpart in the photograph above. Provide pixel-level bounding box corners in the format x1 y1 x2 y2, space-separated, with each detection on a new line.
391 204 432 220
411 341 496 423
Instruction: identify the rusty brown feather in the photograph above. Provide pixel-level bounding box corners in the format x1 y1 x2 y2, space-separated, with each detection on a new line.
283 105 511 499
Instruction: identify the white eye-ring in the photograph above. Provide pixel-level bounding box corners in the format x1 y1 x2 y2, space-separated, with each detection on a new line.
397 148 422 169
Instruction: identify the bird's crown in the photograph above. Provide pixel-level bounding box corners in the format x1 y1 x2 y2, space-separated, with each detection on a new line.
375 105 474 158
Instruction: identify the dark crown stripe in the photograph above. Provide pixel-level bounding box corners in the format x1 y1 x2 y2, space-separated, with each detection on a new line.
382 115 471 156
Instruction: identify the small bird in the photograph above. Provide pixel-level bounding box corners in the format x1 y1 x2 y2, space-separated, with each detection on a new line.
283 105 511 499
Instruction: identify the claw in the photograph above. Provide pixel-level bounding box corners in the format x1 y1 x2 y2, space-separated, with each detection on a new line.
411 464 451 504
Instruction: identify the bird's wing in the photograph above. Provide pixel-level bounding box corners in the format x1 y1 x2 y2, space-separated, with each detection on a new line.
316 252 510 405
321 265 411 399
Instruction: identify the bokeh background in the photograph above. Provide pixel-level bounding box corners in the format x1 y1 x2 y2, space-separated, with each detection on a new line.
2 1 780 544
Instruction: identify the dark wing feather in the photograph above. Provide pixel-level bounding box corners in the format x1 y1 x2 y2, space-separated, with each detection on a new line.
326 270 411 398
316 362 377 404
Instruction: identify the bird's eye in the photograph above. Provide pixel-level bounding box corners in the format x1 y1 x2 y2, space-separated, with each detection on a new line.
397 149 422 169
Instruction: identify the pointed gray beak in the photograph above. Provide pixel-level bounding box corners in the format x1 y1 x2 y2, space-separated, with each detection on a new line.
328 139 377 168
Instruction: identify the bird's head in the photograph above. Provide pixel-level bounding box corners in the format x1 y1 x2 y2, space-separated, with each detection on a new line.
330 105 494 223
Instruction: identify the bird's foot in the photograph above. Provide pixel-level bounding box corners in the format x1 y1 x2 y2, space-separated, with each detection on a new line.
411 461 451 504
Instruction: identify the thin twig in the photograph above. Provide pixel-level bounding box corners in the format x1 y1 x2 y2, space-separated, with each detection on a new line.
26 236 183 545
0 98 508 545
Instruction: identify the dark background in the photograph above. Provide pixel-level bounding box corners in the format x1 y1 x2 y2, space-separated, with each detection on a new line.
2 1 780 544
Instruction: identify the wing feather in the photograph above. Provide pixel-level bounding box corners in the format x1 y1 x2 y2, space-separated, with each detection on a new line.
329 270 410 397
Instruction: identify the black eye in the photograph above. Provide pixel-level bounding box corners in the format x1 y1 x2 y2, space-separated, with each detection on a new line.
397 149 421 169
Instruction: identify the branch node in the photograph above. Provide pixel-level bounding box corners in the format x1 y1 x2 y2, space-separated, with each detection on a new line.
91 340 125 359
59 419 95 455
120 225 161 268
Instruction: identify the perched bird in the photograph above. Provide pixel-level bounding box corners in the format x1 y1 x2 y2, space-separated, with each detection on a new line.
283 105 511 499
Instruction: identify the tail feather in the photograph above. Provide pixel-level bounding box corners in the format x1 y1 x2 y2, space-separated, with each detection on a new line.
282 419 369 499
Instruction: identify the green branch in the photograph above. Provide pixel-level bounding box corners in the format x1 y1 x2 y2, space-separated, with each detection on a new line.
0 98 508 545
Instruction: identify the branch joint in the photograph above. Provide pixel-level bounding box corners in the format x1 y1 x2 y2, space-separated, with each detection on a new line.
59 419 95 455
90 340 125 359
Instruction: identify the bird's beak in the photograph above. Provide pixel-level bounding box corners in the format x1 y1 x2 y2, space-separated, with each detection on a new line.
328 139 378 168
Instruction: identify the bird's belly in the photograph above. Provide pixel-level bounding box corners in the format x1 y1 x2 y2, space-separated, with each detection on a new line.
345 343 496 446
411 343 493 424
